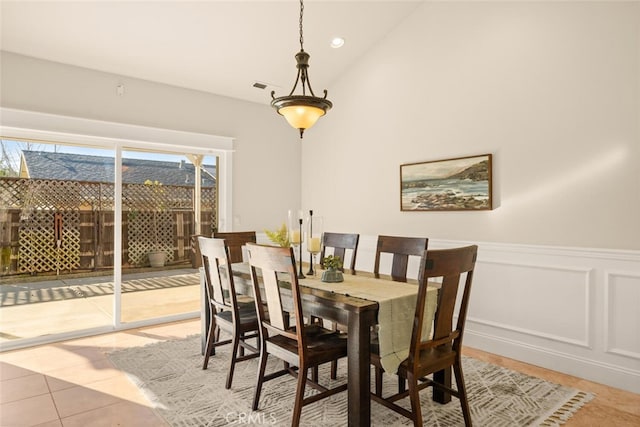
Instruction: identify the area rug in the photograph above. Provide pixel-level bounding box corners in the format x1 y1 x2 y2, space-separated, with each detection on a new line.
108 335 593 426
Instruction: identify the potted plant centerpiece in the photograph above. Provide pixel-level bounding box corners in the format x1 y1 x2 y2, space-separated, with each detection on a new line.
321 255 344 283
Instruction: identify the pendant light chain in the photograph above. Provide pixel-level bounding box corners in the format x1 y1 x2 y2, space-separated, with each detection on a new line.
299 0 308 96
299 0 304 51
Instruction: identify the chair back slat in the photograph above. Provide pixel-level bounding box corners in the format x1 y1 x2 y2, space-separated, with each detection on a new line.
332 247 347 263
214 231 257 263
263 270 287 330
410 245 478 363
390 256 410 281
374 235 428 282
431 274 461 340
199 237 235 310
247 243 305 344
320 232 359 274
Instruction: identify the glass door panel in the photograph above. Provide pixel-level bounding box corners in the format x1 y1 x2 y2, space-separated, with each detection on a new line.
0 140 115 344
120 150 217 323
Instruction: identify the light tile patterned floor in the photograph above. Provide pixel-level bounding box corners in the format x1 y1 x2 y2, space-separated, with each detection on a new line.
0 319 638 427
0 320 200 427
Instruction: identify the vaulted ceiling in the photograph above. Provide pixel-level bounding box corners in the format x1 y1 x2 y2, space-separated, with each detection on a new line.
1 1 423 105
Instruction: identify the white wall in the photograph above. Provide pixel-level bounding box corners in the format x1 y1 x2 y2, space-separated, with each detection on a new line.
305 1 639 251
0 51 301 231
301 2 640 393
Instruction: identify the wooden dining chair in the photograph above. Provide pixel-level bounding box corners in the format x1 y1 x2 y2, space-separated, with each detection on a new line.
320 232 360 275
370 245 478 427
374 235 429 282
199 237 260 389
213 231 256 263
246 243 348 427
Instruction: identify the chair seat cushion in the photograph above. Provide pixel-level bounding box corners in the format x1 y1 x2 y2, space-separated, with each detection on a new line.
267 324 348 365
215 305 259 326
371 336 457 376
396 346 457 377
301 323 340 338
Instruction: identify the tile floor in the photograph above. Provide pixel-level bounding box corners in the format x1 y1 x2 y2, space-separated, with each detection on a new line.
1 319 639 427
0 320 200 427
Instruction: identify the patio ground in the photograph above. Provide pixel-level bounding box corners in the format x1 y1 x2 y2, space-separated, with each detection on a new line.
0 269 200 343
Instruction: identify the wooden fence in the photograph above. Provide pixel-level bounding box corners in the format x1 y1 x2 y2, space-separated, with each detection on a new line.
0 177 216 276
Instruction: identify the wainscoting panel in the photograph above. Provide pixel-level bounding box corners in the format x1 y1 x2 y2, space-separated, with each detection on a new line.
605 270 640 360
470 260 592 347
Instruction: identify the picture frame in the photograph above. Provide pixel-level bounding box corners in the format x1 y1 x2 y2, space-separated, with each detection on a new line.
400 154 492 211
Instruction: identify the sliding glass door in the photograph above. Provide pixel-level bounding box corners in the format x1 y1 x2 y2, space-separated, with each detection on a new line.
0 131 225 350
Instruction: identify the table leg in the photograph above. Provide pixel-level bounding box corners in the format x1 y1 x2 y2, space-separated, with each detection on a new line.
347 310 375 427
432 368 452 403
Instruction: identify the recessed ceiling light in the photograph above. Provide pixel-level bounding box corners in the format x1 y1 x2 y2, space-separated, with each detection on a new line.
330 37 345 49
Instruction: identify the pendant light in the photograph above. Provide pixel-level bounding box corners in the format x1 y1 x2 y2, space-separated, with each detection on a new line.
271 0 332 138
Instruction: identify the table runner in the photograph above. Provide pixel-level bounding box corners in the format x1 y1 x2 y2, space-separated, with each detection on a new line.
301 273 438 374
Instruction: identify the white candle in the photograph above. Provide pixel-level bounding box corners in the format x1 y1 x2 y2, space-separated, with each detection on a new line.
309 237 321 253
291 230 301 244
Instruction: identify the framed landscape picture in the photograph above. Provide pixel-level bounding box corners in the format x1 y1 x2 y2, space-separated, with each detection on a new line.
400 154 493 211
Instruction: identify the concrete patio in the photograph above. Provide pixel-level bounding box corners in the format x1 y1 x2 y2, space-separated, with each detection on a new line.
0 269 201 343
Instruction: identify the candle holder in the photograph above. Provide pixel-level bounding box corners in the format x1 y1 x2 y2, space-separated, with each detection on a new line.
306 211 323 276
288 210 305 279
297 218 305 278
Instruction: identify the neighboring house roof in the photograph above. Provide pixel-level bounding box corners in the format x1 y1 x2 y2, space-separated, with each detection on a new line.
20 151 216 187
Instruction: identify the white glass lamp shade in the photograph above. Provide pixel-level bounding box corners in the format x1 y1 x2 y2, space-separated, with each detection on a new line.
279 105 325 131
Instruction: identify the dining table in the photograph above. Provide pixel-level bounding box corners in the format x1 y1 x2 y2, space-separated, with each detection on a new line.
201 262 449 427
